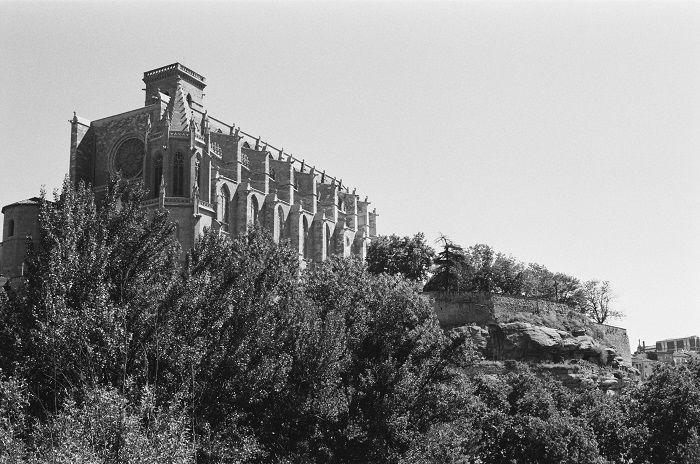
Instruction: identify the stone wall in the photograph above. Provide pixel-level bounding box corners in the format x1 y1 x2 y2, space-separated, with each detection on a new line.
424 291 497 328
424 291 631 362
424 291 574 329
599 324 631 362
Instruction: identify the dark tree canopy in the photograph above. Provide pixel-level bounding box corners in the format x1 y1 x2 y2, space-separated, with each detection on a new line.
366 233 435 281
423 235 467 292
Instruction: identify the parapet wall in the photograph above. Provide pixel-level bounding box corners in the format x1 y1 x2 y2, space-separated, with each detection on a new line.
426 291 498 327
599 324 631 362
424 291 631 362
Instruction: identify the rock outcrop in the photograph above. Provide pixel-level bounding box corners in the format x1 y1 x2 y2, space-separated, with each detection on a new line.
452 322 622 365
450 322 638 391
488 322 614 364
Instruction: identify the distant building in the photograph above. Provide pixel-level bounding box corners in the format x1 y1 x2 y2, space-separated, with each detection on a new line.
631 353 659 381
1 63 379 281
656 335 699 354
632 335 699 378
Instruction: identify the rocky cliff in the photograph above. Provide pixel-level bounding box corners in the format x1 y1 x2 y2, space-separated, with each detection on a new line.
425 292 637 391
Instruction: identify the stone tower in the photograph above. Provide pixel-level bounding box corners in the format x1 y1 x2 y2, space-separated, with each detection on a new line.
0 198 41 283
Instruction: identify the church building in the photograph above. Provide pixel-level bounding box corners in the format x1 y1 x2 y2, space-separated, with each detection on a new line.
0 63 378 282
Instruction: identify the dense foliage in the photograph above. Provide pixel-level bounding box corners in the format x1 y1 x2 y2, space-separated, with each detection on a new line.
365 233 435 281
422 237 620 323
1 180 696 463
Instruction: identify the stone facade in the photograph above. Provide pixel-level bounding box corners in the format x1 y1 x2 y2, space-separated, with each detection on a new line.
0 63 378 280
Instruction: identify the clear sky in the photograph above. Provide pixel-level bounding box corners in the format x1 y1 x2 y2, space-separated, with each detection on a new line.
1 0 699 347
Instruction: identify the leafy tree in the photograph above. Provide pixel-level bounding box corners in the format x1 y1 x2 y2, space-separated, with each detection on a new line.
580 280 622 324
632 359 700 464
0 373 29 462
29 386 194 464
366 233 435 281
491 252 526 295
521 263 556 300
462 244 496 292
550 272 584 307
569 388 648 463
302 257 463 463
157 226 305 463
7 178 180 416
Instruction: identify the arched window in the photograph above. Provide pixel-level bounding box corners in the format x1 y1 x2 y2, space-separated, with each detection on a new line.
195 156 201 191
153 153 163 197
221 185 230 230
302 216 311 260
186 94 192 107
173 152 184 196
275 206 285 242
325 224 332 258
7 219 14 237
249 195 259 226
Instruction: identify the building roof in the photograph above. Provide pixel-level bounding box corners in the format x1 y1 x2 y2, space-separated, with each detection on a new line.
1 197 42 213
657 335 699 343
169 83 192 131
143 63 206 87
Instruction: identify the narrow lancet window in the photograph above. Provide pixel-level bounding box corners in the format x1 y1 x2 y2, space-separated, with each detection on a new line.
325 224 332 258
302 216 311 260
221 186 230 230
153 153 163 197
173 152 184 196
249 195 259 226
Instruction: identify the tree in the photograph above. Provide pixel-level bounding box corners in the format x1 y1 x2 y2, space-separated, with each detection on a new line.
580 280 622 324
491 252 526 295
366 233 435 281
7 178 180 416
302 257 464 462
424 235 467 292
28 386 195 464
631 359 700 464
463 244 496 292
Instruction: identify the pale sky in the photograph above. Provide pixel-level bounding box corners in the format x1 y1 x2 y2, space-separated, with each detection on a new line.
1 0 699 347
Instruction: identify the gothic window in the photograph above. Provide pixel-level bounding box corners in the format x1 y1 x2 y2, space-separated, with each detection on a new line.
249 195 259 226
195 156 202 191
173 152 185 196
221 185 230 230
302 216 311 260
186 93 192 107
325 224 332 258
153 153 163 197
7 219 14 237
